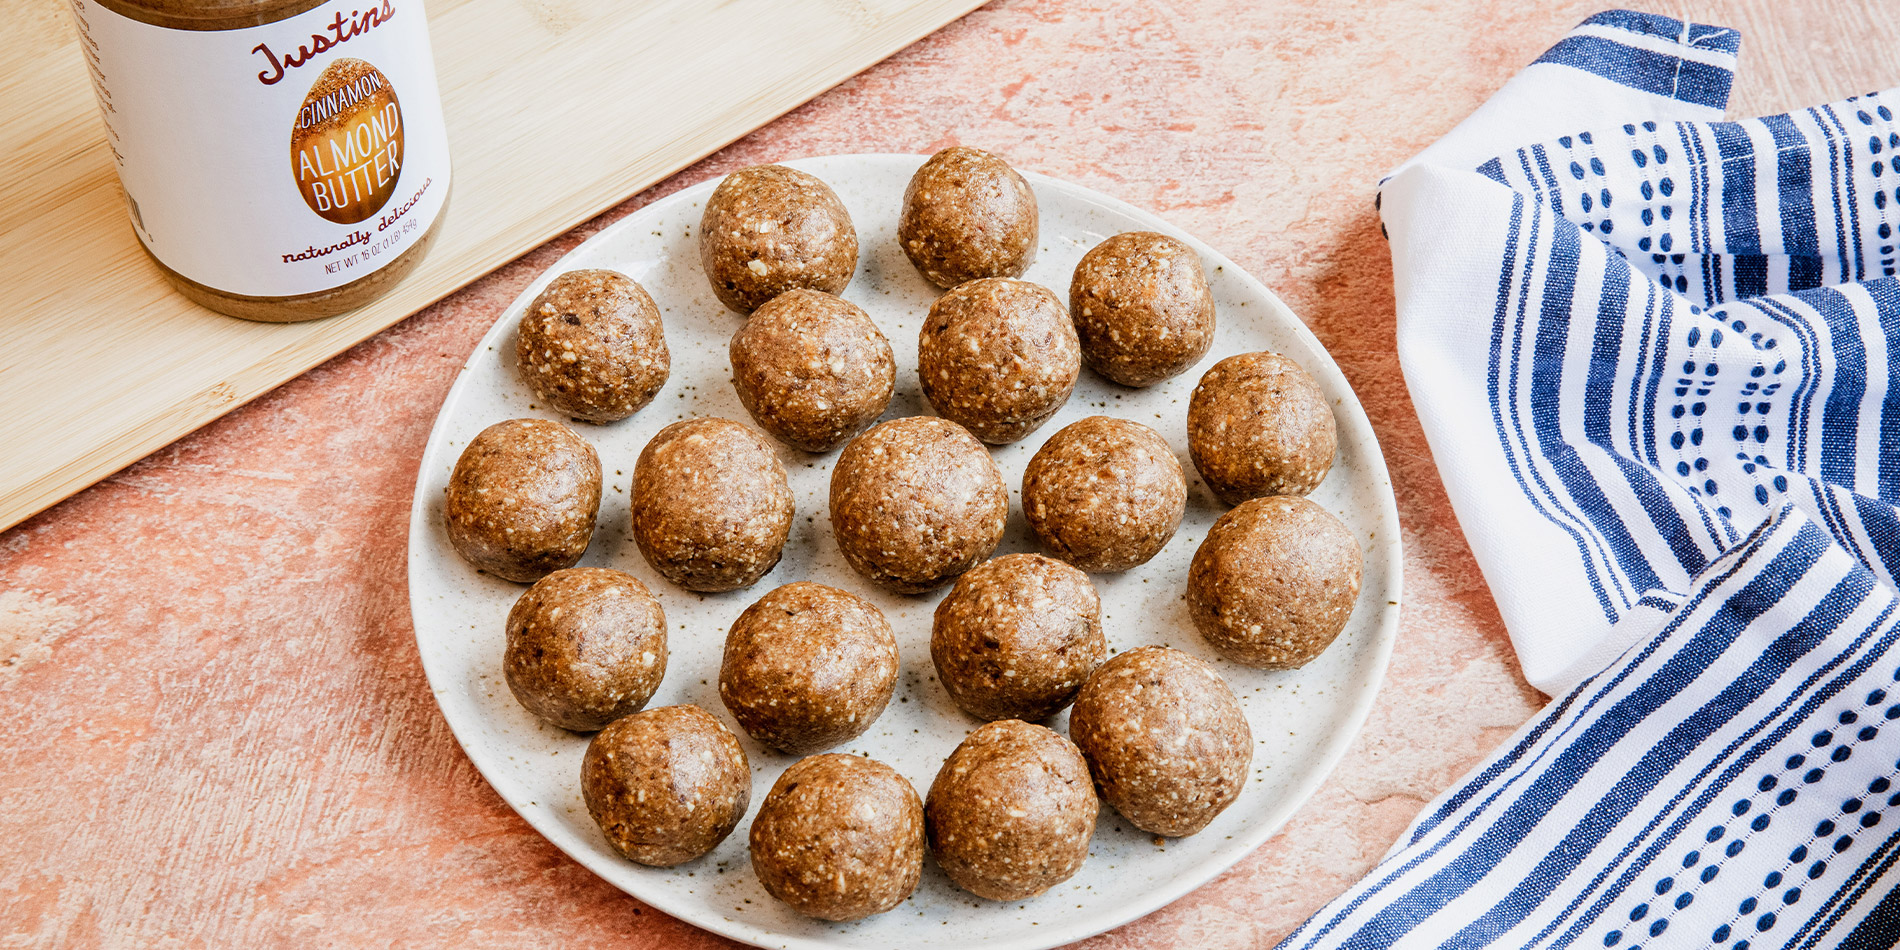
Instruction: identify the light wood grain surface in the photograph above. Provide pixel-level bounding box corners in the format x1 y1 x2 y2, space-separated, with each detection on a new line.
0 0 983 533
2 2 1896 949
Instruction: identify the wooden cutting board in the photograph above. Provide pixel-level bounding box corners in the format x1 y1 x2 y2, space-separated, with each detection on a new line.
0 0 984 533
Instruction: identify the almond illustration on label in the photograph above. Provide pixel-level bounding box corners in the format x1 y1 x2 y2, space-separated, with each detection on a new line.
291 58 403 225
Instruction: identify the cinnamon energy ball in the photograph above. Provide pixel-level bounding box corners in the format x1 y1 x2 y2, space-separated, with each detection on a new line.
444 418 601 583
828 416 1008 594
898 146 1039 288
931 554 1104 722
749 753 925 921
699 164 858 313
631 418 794 593
515 269 669 423
719 583 898 754
918 278 1079 445
1069 231 1216 387
1069 647 1251 837
1022 416 1186 572
1187 351 1338 504
1187 495 1362 669
582 705 751 867
504 568 667 732
728 289 895 452
925 719 1096 901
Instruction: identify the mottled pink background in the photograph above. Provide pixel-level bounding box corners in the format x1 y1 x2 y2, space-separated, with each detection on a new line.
4 1 1894 947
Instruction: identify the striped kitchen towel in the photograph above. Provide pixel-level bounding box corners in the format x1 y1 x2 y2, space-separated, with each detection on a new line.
1281 10 1900 948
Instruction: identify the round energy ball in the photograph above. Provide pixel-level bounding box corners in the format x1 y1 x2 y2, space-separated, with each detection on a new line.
515 268 670 423
631 417 795 593
719 582 899 754
1186 495 1362 669
1069 231 1215 387
898 146 1039 288
931 554 1104 722
700 164 858 313
582 705 750 867
917 278 1079 445
1022 416 1186 572
925 719 1096 901
1068 647 1251 838
749 753 925 921
444 418 601 583
729 289 895 452
828 416 1008 594
1187 351 1338 504
503 568 667 732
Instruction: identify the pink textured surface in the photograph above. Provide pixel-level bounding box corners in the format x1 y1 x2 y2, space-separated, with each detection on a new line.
3 2 1895 947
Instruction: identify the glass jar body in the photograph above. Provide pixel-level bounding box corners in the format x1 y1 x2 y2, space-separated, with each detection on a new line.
74 0 453 321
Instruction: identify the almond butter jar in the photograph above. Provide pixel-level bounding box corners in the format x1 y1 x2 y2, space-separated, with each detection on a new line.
66 0 452 321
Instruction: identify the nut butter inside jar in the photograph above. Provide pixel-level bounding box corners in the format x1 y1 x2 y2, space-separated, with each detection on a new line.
75 0 453 321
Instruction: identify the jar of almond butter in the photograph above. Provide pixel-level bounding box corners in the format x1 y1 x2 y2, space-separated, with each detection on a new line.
66 0 452 321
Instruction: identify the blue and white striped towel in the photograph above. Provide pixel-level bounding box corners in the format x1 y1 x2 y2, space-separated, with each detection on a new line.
1280 10 1900 948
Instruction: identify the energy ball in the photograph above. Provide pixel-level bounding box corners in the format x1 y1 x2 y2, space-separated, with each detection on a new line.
729 289 895 452
1187 495 1362 669
749 753 925 921
719 583 899 754
631 417 794 593
582 705 750 867
1187 351 1338 504
1069 231 1215 387
444 418 601 583
504 568 667 732
1022 416 1186 572
829 416 1008 594
1068 647 1250 837
931 554 1104 722
917 278 1080 445
898 146 1039 288
514 269 669 423
925 720 1096 901
699 164 858 313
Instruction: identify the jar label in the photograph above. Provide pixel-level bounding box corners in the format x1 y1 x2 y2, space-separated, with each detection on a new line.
69 0 452 299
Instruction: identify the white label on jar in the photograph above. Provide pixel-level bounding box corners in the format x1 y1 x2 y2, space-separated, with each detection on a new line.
69 0 452 298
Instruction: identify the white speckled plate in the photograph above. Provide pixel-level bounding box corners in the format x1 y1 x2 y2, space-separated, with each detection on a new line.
407 154 1400 950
